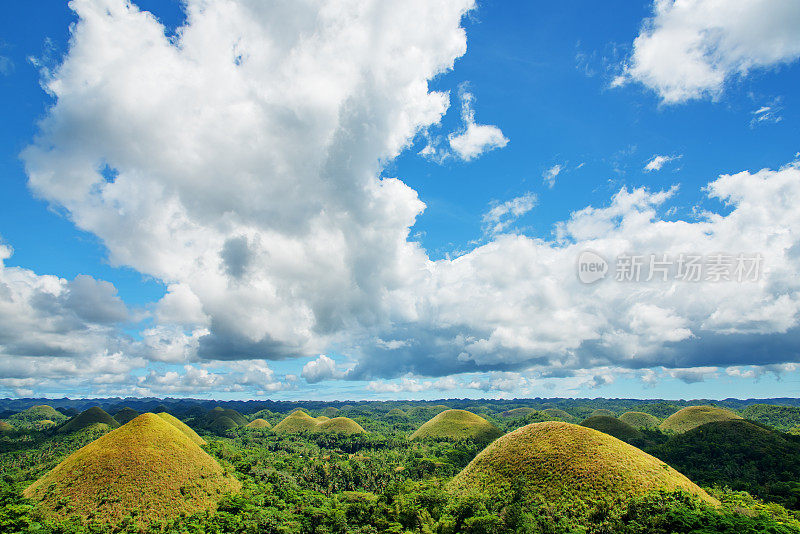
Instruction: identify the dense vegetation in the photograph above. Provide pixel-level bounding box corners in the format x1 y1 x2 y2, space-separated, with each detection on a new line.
1 398 799 533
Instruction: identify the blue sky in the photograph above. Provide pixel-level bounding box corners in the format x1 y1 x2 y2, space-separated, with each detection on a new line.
1 0 799 400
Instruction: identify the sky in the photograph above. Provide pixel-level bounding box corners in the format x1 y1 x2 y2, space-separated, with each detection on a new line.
1 0 800 401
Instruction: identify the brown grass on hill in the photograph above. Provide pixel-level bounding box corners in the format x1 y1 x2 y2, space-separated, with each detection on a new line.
157 412 205 445
245 418 272 429
659 405 742 434
450 421 716 507
24 413 240 527
411 409 503 441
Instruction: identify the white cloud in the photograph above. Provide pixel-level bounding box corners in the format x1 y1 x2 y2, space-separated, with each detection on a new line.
616 0 800 103
751 104 783 127
301 354 345 383
644 154 681 172
447 89 509 161
542 164 562 188
482 192 537 235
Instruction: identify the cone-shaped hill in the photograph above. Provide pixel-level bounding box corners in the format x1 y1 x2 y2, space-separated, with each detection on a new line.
113 407 140 425
322 407 341 418
317 417 366 435
245 418 272 429
540 408 575 422
58 407 120 434
157 412 205 445
619 411 661 429
499 407 536 419
449 422 716 511
411 409 503 441
581 416 642 442
660 405 742 433
24 413 240 526
589 408 617 418
273 410 319 433
273 411 363 434
386 408 407 418
206 407 248 428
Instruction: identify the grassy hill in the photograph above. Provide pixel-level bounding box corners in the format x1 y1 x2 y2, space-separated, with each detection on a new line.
660 405 742 433
113 407 140 425
157 412 206 445
648 419 800 509
321 407 341 418
540 408 575 422
24 413 240 527
581 415 643 442
449 421 716 511
589 408 617 418
619 411 661 429
9 405 68 428
0 420 14 433
273 410 320 433
208 407 248 427
245 418 272 429
410 409 503 441
316 417 366 435
386 408 407 418
58 407 120 434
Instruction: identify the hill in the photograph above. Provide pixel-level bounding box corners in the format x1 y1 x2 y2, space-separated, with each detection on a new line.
589 408 617 418
211 415 239 431
316 417 366 435
273 410 320 433
498 407 536 419
386 408 407 418
647 419 800 509
207 407 248 427
619 411 661 429
9 405 68 428
58 407 120 434
449 422 715 512
113 407 140 425
321 407 341 418
245 418 272 429
741 404 800 432
581 415 643 442
24 413 240 526
410 409 503 441
0 420 14 433
157 412 206 445
659 405 742 433
540 408 575 422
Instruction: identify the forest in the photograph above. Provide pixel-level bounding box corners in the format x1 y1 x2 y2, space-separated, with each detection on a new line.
2 397 800 533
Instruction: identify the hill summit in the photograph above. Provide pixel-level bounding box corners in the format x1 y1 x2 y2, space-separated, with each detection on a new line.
24 413 240 527
58 407 120 434
411 409 502 441
273 412 365 434
450 422 715 508
659 405 742 433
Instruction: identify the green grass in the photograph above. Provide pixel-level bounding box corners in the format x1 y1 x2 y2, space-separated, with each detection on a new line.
449 421 716 508
58 407 120 434
321 407 341 418
113 407 140 425
316 417 366 435
410 409 503 441
208 408 248 427
741 404 800 432
245 418 272 429
24 413 241 527
211 415 239 430
273 410 320 433
540 408 575 422
386 408 407 418
581 415 643 442
619 411 661 429
660 405 742 433
157 412 206 445
589 408 617 418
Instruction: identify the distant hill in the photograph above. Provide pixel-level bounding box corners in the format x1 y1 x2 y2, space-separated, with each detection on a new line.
589 408 617 418
317 417 366 435
113 407 140 425
273 410 321 433
450 421 715 513
411 409 502 441
581 416 642 442
58 407 120 434
540 408 575 422
386 408 407 418
321 407 341 418
24 413 240 527
741 404 800 432
245 418 272 429
619 411 661 429
9 405 68 428
498 407 536 419
660 405 742 433
0 420 14 433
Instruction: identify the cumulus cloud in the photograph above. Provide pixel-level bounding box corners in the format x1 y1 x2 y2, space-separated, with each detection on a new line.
482 192 537 235
615 0 800 103
301 355 346 383
644 154 681 172
446 89 508 161
15 0 800 397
